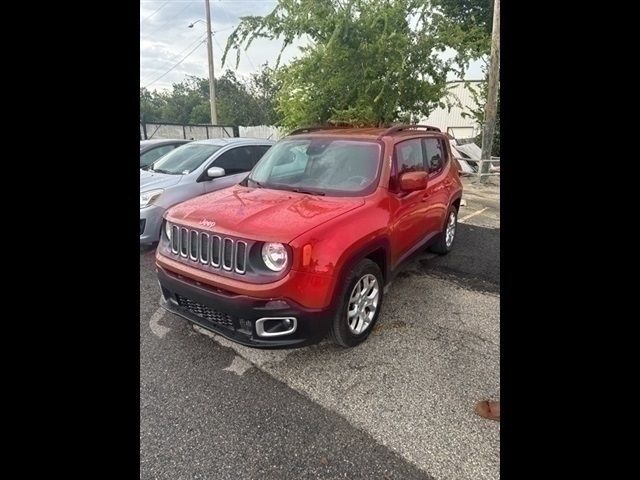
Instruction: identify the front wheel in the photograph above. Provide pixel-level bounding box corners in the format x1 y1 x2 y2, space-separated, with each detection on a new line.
329 259 384 348
429 206 458 255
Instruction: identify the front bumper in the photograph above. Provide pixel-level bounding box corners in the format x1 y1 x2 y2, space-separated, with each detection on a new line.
140 204 166 244
157 265 334 348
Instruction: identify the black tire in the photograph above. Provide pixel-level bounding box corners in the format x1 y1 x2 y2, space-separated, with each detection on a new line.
329 258 384 348
429 206 458 255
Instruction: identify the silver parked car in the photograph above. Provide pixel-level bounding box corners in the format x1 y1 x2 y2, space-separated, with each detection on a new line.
140 137 274 244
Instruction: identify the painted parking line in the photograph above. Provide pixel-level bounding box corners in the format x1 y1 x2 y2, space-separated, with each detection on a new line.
459 207 489 223
149 307 170 338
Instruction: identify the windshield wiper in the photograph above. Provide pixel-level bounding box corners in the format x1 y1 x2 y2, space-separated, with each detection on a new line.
152 168 173 174
291 188 325 196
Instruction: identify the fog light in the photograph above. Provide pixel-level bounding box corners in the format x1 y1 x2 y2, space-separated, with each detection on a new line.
255 317 297 337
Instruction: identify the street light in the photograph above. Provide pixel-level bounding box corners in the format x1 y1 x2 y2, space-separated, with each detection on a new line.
188 0 217 124
188 19 204 28
189 19 217 35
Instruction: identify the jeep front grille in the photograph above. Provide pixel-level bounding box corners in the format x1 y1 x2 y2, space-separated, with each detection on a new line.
169 226 248 275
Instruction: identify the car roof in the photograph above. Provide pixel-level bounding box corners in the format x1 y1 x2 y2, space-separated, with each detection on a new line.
190 137 275 146
283 126 444 141
140 139 190 145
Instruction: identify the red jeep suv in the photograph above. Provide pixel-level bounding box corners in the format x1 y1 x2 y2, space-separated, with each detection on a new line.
155 125 463 348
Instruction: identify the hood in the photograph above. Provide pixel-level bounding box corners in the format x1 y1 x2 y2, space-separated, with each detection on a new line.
140 169 183 191
165 185 365 243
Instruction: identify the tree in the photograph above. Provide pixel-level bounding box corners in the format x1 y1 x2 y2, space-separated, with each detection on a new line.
222 0 454 129
461 80 499 156
249 63 282 125
139 67 280 126
431 0 499 156
162 76 210 124
430 0 493 76
216 70 265 126
140 87 167 123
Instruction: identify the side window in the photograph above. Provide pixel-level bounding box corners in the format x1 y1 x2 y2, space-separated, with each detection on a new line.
140 145 175 167
213 147 254 175
390 139 426 190
248 145 271 167
424 138 446 174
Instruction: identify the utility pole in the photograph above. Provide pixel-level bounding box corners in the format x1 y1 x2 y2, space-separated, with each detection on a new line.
205 0 217 124
479 0 500 183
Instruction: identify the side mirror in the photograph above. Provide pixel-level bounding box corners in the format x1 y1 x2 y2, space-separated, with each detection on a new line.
206 166 225 178
399 171 428 192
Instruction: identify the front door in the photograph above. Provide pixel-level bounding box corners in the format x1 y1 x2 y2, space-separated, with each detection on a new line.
202 145 266 194
388 138 430 266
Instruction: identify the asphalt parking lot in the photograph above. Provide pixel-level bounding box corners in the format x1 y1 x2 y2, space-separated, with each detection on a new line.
140 177 500 480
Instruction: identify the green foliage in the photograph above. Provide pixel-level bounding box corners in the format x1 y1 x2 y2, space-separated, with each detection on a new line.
432 0 498 155
139 67 280 126
139 87 167 123
430 0 493 77
223 0 454 130
460 79 499 156
249 64 282 125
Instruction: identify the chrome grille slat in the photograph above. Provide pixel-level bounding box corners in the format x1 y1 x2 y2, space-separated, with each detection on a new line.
211 235 221 267
222 238 234 271
235 241 247 274
179 228 188 257
189 230 199 261
170 226 179 254
199 233 210 264
168 225 247 275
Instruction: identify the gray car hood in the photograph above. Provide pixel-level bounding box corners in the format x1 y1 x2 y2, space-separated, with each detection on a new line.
140 169 183 191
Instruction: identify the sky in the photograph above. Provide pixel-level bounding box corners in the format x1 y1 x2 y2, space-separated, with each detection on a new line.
140 0 484 92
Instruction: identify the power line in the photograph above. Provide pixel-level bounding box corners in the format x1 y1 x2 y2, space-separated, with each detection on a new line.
175 33 208 59
141 0 170 24
143 39 206 88
140 32 207 84
173 0 195 17
142 0 195 33
140 26 234 86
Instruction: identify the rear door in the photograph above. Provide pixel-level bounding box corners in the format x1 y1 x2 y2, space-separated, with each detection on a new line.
422 137 451 234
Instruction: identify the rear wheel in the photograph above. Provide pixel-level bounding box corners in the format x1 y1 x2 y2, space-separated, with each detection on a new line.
429 206 458 255
329 259 384 347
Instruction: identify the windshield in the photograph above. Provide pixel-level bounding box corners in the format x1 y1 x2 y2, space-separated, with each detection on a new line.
246 138 381 196
151 144 221 175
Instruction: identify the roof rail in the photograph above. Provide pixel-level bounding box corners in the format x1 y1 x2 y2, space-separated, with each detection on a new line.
287 125 351 136
377 124 441 139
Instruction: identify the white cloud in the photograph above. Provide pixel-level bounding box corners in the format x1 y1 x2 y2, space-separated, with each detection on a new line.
140 0 303 91
140 1 486 92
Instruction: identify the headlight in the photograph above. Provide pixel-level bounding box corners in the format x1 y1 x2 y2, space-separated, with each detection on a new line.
140 189 163 209
262 242 288 272
164 221 172 241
